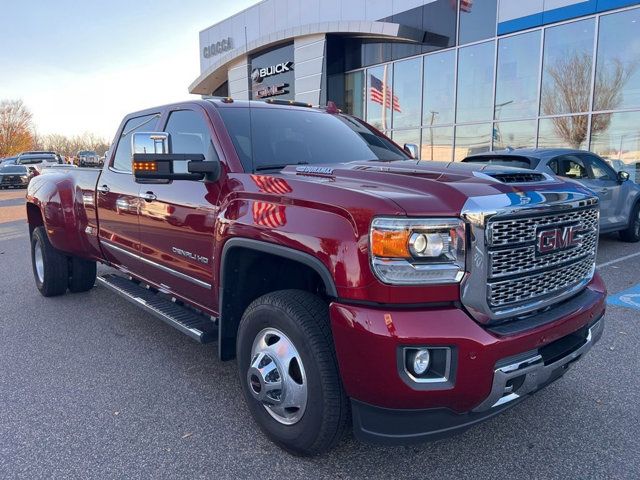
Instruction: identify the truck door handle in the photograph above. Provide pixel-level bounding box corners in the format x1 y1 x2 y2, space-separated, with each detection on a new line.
139 192 157 202
97 184 110 194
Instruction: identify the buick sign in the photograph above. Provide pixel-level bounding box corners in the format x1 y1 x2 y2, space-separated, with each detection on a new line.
203 37 233 59
251 61 293 83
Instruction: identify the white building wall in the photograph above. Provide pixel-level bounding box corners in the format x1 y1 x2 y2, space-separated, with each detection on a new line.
293 34 326 105
227 56 250 100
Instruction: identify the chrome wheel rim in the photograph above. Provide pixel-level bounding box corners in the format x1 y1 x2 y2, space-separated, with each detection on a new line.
34 241 44 283
248 328 308 425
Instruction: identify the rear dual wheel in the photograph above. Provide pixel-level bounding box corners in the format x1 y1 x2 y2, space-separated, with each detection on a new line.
237 290 349 456
31 226 96 297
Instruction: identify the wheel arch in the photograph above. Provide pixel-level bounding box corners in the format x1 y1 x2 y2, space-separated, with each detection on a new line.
217 238 337 361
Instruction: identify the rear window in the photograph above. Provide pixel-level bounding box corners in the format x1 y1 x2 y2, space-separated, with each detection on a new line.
18 156 54 164
218 107 408 171
463 156 533 169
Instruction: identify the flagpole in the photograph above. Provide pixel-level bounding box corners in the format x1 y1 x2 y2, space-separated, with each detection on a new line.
381 65 388 131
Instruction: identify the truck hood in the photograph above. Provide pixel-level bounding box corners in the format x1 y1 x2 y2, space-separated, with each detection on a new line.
280 160 580 217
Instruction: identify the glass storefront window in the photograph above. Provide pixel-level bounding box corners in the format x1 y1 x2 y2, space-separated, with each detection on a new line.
594 8 640 111
538 115 589 149
393 57 423 129
493 120 538 150
541 19 595 116
423 50 456 126
366 65 393 131
454 123 492 161
590 110 640 182
344 71 364 119
458 0 498 45
495 31 541 120
422 126 454 162
422 0 458 54
392 129 421 156
457 41 495 123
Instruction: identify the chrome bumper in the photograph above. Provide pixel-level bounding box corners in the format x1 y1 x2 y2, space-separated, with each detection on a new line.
474 317 604 412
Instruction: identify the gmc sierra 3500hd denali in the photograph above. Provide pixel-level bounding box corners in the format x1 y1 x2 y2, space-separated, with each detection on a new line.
26 99 606 455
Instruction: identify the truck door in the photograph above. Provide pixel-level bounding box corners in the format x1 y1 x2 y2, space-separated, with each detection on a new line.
97 113 160 272
137 108 223 312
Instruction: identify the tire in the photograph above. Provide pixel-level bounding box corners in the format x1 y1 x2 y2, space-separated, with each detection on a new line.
620 202 640 243
68 257 96 293
31 226 68 297
237 290 349 456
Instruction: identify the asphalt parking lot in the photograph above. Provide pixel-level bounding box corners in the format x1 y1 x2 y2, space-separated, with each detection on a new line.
1 188 639 479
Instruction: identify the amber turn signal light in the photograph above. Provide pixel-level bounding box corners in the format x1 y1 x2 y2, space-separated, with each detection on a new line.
133 162 157 172
371 229 411 258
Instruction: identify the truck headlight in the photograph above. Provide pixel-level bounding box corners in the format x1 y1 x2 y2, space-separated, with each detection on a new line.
370 218 466 285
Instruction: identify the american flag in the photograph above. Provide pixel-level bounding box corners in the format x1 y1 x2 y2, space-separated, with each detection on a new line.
250 175 292 195
252 202 287 228
460 0 473 13
369 74 401 113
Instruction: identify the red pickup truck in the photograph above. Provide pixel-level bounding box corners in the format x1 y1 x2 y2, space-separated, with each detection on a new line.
26 99 606 455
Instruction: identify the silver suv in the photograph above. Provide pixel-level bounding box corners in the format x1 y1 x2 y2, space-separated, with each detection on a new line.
463 148 640 242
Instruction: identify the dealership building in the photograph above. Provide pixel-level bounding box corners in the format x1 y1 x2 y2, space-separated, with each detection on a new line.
190 0 640 176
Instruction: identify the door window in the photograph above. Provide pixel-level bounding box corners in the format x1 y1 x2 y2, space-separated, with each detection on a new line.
554 155 589 180
112 114 160 172
164 110 217 174
580 155 616 181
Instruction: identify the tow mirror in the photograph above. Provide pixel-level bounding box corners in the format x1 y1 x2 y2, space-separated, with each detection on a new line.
404 143 420 160
618 170 630 182
131 132 220 182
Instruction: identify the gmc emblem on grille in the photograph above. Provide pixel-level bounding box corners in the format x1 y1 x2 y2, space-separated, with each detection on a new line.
537 225 582 255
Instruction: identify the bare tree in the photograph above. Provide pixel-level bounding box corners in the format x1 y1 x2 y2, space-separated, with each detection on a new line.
541 53 635 148
0 99 36 157
40 132 110 157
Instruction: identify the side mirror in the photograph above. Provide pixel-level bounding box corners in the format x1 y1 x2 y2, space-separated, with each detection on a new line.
404 143 420 160
131 132 220 182
618 170 630 182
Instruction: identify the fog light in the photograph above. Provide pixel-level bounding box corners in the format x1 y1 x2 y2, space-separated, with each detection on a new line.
411 349 431 375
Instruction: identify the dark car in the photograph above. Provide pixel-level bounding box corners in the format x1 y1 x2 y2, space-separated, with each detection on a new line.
462 148 640 242
0 165 36 189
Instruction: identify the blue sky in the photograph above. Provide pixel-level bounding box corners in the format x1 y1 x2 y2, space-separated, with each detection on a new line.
0 0 257 140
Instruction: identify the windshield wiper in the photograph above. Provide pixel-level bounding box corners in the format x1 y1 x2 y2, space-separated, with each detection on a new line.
254 162 309 172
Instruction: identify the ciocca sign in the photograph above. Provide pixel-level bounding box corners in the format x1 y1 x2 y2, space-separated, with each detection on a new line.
203 37 233 59
251 62 293 83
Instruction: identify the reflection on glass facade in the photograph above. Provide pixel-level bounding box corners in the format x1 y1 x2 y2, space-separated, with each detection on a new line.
345 71 364 119
392 129 421 153
594 8 640 111
591 111 640 182
457 41 495 123
493 120 537 150
393 58 423 129
454 123 492 160
541 19 595 116
423 50 456 126
343 5 639 171
539 116 589 150
495 31 541 120
458 0 498 45
366 65 393 131
422 126 454 162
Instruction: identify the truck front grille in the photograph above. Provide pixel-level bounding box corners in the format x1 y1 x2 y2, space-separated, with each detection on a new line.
485 206 598 316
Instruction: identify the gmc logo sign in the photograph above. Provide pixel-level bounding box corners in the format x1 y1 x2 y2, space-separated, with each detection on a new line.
537 225 583 255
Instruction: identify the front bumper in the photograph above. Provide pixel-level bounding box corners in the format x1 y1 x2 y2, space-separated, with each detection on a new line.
330 273 606 444
351 317 604 444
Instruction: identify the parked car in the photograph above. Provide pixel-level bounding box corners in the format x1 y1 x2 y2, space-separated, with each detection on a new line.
16 153 59 172
462 148 640 242
25 100 606 455
20 150 63 164
77 150 101 167
0 164 37 188
0 156 19 166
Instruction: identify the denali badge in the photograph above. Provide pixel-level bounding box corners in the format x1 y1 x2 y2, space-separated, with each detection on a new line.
172 247 209 265
537 225 582 255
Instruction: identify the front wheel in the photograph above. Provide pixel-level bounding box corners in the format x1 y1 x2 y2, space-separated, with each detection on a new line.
620 202 640 242
31 226 69 297
237 290 349 456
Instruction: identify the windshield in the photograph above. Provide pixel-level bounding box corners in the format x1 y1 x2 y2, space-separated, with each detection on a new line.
0 166 27 173
217 107 408 171
79 151 96 156
18 156 52 164
463 156 534 169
